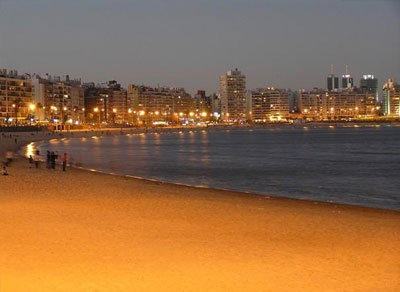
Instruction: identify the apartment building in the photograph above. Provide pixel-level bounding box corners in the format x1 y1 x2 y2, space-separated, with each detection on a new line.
220 69 246 121
382 78 400 117
249 88 290 122
299 89 378 120
128 85 193 123
0 69 33 124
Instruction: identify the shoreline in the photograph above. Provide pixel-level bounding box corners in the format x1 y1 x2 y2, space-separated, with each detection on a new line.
1 128 400 291
77 164 400 215
71 162 400 214
19 125 399 213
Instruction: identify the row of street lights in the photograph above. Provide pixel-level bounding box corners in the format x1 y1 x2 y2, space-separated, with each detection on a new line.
4 102 212 126
91 107 211 126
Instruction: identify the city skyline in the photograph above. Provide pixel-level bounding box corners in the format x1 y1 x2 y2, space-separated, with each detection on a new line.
0 0 399 94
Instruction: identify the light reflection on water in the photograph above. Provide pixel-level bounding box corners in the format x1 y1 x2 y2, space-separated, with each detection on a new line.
34 127 400 210
25 142 35 157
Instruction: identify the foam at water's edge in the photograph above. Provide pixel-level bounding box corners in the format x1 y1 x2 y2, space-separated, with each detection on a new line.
21 126 400 212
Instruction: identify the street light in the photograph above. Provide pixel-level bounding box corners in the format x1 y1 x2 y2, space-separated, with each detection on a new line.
12 104 17 125
112 108 117 124
28 103 36 125
93 107 100 127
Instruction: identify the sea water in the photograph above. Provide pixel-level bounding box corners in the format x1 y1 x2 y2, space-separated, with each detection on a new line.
36 125 400 210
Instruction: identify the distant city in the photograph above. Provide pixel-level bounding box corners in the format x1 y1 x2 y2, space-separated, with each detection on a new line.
0 67 399 128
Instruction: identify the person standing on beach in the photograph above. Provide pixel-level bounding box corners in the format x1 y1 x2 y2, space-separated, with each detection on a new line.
33 149 40 168
51 152 56 169
46 151 51 169
28 155 34 168
33 153 40 169
62 153 67 172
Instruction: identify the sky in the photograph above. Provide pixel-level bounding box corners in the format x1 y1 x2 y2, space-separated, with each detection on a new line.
0 0 399 94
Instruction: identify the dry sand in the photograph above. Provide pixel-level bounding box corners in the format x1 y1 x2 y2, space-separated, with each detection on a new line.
0 131 399 291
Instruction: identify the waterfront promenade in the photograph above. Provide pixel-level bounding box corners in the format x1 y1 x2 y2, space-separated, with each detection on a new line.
0 129 399 291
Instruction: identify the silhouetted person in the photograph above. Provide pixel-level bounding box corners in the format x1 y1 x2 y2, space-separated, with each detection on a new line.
28 155 34 168
62 153 67 172
46 151 51 169
51 152 56 169
34 153 40 169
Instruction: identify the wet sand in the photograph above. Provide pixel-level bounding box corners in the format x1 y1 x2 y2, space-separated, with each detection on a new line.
0 131 399 291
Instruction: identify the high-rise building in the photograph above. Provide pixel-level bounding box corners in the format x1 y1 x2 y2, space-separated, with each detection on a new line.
341 65 354 89
299 89 378 120
0 69 34 124
327 65 339 92
32 75 84 124
220 68 246 121
249 90 268 122
382 78 400 117
249 87 290 122
268 88 290 121
127 85 193 124
83 83 100 123
326 90 377 119
106 81 127 124
211 94 221 118
193 90 212 118
342 75 354 89
298 90 327 120
360 74 378 101
327 74 339 92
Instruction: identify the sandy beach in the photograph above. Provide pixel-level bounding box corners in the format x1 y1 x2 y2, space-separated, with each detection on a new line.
0 130 399 291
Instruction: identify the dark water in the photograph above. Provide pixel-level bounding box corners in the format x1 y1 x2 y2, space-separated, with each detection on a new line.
35 126 400 210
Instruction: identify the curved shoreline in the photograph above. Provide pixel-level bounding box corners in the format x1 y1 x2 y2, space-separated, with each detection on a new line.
1 127 400 291
21 127 400 213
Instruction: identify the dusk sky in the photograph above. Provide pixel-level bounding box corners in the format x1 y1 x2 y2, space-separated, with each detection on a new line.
0 0 399 94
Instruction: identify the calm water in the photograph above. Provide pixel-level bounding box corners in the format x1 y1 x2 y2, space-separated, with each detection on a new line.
35 126 400 210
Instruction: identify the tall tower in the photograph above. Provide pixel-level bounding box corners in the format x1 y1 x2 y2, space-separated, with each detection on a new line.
220 68 246 121
360 74 378 101
382 78 400 116
341 65 354 89
327 65 339 92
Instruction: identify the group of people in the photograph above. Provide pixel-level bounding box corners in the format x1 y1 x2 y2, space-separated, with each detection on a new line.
1 132 71 176
28 150 68 171
44 151 68 171
2 149 68 176
27 149 42 170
